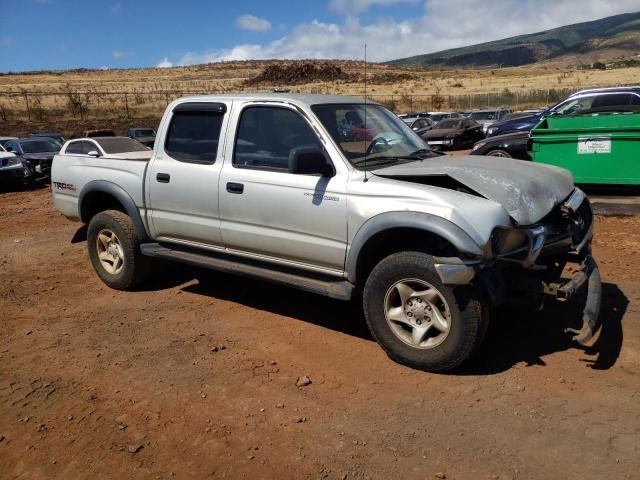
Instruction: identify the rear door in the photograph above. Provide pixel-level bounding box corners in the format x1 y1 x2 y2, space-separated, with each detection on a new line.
146 101 230 246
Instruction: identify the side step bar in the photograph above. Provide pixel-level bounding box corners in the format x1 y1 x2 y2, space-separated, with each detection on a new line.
140 243 354 301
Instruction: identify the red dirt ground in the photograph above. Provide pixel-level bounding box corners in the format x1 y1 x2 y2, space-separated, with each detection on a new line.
1 186 639 480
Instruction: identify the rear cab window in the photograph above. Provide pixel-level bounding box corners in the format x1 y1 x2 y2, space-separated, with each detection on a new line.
164 102 226 164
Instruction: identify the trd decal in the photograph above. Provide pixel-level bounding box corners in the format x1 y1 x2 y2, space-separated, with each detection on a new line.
53 181 77 192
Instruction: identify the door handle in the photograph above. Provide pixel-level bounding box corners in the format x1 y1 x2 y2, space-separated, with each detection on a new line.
156 173 170 183
226 182 244 194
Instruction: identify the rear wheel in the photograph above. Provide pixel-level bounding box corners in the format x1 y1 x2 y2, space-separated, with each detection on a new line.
87 210 150 290
363 252 485 372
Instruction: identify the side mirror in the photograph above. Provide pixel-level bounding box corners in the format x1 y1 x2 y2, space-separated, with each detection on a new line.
288 146 334 177
87 150 101 157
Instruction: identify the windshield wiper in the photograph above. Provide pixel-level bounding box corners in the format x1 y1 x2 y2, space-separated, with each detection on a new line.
352 148 439 168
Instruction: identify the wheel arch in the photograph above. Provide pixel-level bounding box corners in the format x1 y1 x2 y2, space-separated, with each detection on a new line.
79 180 149 242
346 212 483 285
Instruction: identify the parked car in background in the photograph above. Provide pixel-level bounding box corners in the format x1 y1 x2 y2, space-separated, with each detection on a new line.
501 109 547 121
423 117 485 149
427 112 462 122
402 117 434 136
0 145 29 187
398 112 431 119
0 136 18 148
29 132 66 146
85 129 116 138
467 107 512 134
470 131 531 160
486 86 640 137
127 128 157 148
3 137 61 183
62 137 152 159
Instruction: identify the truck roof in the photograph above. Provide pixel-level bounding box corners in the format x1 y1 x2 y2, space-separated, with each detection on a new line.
174 93 372 107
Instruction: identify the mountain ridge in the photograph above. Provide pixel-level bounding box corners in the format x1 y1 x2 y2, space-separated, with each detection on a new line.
388 12 640 68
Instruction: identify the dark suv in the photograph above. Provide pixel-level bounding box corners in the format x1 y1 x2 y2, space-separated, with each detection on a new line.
486 86 640 137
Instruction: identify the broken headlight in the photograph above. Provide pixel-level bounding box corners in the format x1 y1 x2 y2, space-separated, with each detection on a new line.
491 225 546 267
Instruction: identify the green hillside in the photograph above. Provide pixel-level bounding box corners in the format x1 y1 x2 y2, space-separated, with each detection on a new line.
389 12 640 68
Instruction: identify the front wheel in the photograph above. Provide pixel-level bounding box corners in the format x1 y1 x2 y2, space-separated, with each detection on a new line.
363 252 485 372
87 210 150 290
487 149 512 158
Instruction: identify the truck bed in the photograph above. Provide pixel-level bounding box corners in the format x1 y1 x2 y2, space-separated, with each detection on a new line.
51 152 150 219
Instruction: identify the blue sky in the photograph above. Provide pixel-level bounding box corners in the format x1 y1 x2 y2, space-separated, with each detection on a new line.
0 0 638 72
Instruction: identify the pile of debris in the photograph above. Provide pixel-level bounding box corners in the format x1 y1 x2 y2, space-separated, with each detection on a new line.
244 62 354 86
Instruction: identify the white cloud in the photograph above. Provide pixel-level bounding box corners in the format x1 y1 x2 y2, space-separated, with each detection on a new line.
156 57 173 68
99 66 110 70
235 14 272 32
112 50 127 59
175 0 640 64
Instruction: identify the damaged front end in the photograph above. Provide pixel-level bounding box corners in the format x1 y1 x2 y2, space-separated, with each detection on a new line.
482 188 602 345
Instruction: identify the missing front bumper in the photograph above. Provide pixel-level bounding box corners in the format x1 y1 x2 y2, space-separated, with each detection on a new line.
544 255 602 345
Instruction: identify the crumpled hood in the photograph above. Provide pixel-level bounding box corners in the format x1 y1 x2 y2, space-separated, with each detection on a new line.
373 155 574 225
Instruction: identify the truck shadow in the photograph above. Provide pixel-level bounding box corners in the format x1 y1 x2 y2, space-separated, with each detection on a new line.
142 262 626 374
456 282 626 375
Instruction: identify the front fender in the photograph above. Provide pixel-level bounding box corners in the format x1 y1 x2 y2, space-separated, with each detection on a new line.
78 180 149 242
345 211 484 283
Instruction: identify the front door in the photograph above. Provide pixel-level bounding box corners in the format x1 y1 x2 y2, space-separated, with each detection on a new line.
219 104 348 272
146 101 230 246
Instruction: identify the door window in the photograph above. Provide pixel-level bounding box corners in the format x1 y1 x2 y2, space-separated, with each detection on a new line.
66 141 83 154
165 111 224 164
233 106 320 171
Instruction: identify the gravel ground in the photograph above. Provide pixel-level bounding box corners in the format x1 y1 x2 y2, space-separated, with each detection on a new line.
1 186 639 480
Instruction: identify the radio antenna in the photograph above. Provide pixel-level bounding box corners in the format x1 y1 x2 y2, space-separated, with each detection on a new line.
363 43 368 182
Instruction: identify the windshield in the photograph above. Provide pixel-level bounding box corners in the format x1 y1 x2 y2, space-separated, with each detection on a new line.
469 111 496 120
20 140 60 153
134 129 156 137
95 137 149 154
434 119 462 129
311 103 440 170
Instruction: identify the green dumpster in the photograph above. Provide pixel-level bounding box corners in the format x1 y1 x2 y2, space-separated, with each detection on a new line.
529 112 640 185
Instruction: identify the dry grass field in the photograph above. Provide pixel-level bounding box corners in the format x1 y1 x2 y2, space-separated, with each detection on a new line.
0 60 638 136
2 60 639 97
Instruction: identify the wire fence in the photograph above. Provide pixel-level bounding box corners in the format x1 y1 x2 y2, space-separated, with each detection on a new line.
0 87 581 123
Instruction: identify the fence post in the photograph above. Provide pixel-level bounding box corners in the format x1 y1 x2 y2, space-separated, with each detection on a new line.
124 93 130 119
23 93 31 121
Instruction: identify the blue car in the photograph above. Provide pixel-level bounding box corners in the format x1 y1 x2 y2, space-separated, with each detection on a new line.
486 86 640 137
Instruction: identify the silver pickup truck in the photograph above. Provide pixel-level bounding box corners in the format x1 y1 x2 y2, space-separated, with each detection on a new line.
51 94 601 372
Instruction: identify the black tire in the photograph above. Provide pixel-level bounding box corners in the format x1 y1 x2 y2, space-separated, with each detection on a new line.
363 252 485 372
87 210 150 290
487 149 512 158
